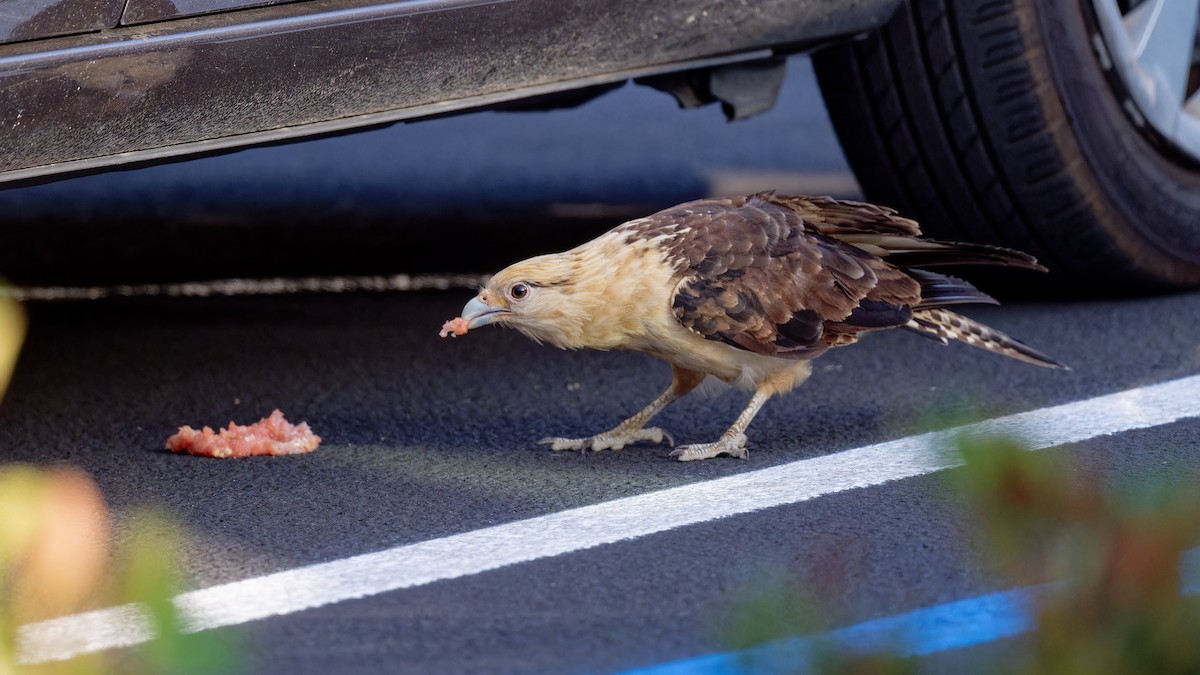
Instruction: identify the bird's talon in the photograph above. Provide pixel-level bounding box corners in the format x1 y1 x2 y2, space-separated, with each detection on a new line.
538 427 675 453
670 434 748 461
539 437 588 452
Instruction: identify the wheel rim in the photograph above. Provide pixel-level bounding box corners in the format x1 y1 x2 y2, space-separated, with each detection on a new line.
1090 0 1200 163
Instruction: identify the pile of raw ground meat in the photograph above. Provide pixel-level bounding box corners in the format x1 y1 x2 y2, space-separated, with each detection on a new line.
166 409 321 458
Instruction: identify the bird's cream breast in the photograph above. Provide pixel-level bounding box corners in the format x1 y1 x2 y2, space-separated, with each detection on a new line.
572 233 678 350
647 322 811 391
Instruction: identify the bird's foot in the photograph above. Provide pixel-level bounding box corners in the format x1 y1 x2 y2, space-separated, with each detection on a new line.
539 427 675 453
669 433 748 461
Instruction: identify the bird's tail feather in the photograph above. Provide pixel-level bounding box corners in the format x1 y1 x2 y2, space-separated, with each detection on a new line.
837 235 1047 272
905 308 1068 369
908 269 998 309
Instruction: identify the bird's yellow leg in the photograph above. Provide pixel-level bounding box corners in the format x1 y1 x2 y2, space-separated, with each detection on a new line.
539 366 704 453
670 388 772 461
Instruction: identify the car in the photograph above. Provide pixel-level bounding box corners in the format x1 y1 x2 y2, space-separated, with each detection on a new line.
1 0 1197 288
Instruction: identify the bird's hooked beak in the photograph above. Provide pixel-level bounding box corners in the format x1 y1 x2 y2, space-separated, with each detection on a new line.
460 295 511 330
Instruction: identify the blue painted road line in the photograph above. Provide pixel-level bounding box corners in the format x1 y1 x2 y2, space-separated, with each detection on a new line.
620 548 1200 675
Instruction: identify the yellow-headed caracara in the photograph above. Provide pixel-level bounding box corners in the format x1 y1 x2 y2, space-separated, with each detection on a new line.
441 193 1066 461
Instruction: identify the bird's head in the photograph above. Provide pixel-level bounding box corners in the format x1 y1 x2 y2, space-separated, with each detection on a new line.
455 252 594 348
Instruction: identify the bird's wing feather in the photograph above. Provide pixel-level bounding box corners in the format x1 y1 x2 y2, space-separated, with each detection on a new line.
624 194 920 359
757 193 923 237
757 194 1045 271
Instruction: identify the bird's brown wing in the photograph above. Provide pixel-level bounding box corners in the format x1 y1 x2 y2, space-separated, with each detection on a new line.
756 193 923 237
624 195 921 358
760 193 1046 271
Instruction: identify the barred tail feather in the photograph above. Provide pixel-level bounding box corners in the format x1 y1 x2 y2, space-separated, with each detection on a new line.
905 308 1068 369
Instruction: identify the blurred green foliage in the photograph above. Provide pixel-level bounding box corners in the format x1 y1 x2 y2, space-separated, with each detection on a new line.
724 585 824 654
0 293 24 404
953 436 1200 675
0 294 239 674
111 512 242 675
722 434 1200 674
0 469 242 674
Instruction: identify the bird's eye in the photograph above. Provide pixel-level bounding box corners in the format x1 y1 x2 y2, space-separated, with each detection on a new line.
508 283 530 301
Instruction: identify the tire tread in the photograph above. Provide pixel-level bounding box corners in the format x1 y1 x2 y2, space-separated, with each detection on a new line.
813 0 1167 289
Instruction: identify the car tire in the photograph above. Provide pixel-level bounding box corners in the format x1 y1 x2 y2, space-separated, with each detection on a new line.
811 0 1200 291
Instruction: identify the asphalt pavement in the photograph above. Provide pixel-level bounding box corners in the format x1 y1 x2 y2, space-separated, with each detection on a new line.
2 56 1200 674
5 287 1200 673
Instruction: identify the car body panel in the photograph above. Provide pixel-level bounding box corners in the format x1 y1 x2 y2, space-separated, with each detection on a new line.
0 0 901 185
121 0 309 26
0 0 123 45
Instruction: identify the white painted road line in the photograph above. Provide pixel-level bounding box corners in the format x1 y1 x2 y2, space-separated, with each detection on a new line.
705 169 862 201
19 373 1200 663
0 274 490 302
